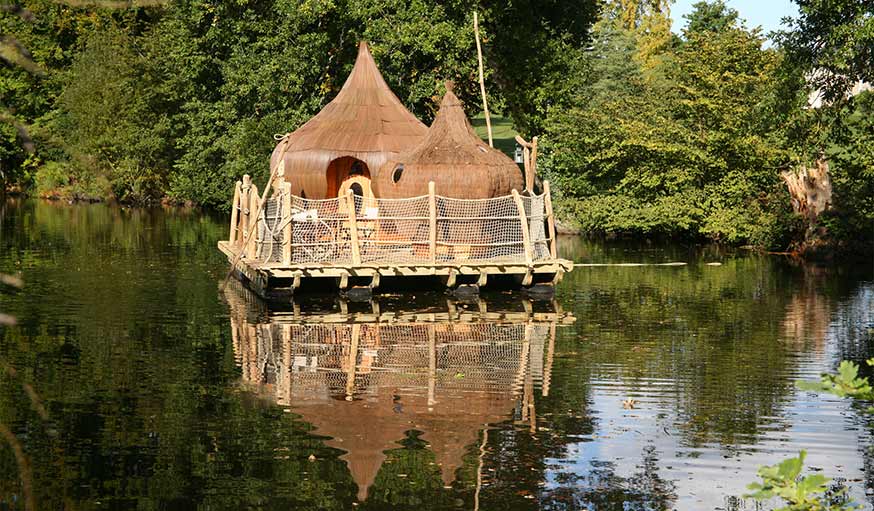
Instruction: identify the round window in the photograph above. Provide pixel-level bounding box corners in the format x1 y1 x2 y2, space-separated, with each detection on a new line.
392 164 405 184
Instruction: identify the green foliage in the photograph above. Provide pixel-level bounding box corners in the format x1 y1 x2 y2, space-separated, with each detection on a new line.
767 357 874 510
745 451 855 511
682 0 739 35
33 160 69 195
819 91 874 248
59 25 171 202
542 10 802 248
798 359 874 401
2 0 598 207
777 0 874 103
1 0 870 253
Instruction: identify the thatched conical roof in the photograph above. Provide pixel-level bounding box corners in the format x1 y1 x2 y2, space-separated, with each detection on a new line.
373 83 523 199
270 42 427 199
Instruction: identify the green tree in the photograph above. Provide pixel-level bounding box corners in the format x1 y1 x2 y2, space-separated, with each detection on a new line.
682 0 739 35
542 8 803 247
59 25 171 201
778 0 874 103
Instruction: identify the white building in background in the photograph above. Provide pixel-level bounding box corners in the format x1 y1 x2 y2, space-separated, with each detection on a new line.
807 70 872 108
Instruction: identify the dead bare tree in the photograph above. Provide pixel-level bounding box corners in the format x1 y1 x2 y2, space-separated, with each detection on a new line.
782 157 832 225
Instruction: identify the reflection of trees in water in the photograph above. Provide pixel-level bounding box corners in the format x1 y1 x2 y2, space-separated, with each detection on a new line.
828 279 874 508
556 246 874 450
561 258 800 447
0 201 364 509
543 445 675 511
1 201 872 510
781 265 833 352
360 431 460 510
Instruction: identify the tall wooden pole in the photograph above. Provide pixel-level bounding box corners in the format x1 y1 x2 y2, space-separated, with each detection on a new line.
220 140 289 291
474 11 493 147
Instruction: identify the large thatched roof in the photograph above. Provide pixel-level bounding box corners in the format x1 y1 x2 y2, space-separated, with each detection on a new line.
373 84 523 199
270 42 428 199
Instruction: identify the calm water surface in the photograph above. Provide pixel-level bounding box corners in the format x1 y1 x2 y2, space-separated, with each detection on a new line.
0 198 872 510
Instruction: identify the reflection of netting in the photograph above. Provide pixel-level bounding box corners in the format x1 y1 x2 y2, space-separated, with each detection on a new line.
245 190 553 265
232 320 546 405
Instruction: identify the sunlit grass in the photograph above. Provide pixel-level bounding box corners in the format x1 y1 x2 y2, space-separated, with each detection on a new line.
471 112 518 158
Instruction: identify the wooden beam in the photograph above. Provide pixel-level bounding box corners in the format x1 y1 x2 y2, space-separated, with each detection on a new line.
346 190 361 265
530 136 538 191
246 183 259 261
428 181 437 264
446 268 457 288
240 175 251 248
521 268 534 287
511 189 533 266
473 11 492 147
229 180 241 245
543 180 557 259
476 270 488 287
522 147 531 192
514 135 531 149
282 182 293 265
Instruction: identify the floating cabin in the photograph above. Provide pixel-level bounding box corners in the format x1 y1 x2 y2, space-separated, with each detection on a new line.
218 41 572 298
224 283 574 501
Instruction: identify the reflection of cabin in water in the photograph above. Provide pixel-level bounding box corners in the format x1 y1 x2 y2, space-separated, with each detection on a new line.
218 41 571 298
225 286 573 501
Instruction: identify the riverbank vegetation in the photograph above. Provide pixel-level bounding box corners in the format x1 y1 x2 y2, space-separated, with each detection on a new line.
1 0 871 254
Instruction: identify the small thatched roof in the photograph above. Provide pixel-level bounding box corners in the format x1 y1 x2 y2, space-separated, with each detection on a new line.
373 83 523 199
270 42 428 198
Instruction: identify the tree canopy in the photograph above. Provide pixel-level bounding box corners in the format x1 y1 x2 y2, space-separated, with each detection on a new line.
0 0 871 253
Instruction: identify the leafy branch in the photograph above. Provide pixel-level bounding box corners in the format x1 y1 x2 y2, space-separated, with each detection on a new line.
798 359 874 402
746 359 874 510
745 450 857 511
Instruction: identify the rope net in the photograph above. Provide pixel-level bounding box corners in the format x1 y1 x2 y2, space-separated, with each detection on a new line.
233 189 553 266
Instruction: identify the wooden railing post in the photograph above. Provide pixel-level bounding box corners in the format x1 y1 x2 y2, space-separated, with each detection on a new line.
247 183 259 261
515 135 539 193
511 189 533 266
229 180 242 245
240 175 251 254
543 180 557 259
346 189 361 265
530 136 538 191
428 181 437 263
522 147 531 191
543 323 555 397
281 182 293 265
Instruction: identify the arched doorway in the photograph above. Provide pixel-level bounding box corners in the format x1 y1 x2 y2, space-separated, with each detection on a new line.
327 157 372 198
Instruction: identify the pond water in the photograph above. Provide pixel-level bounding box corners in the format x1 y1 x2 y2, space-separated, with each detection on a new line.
0 198 872 510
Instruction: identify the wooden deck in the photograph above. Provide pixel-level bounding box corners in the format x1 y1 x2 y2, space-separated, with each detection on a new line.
219 240 572 299
220 177 572 299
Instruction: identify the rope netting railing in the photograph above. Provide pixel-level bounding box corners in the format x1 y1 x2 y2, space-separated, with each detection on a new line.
228 177 557 266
